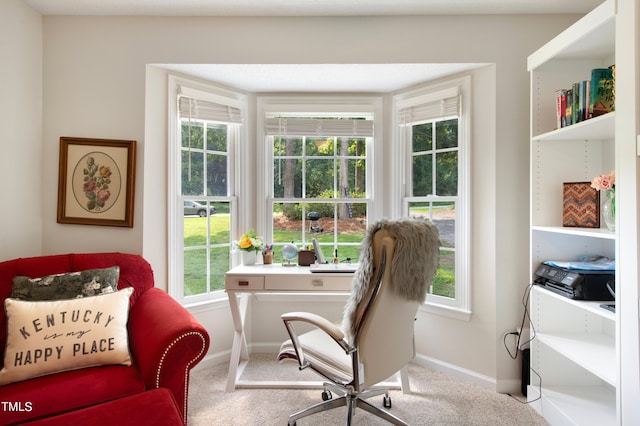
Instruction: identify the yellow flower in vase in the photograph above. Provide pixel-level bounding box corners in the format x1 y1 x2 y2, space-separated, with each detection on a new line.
233 229 264 253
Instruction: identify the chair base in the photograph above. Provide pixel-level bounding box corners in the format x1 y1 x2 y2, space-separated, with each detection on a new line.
287 383 409 426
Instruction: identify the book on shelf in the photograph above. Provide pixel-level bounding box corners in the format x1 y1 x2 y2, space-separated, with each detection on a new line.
554 65 615 129
590 66 615 117
576 80 589 123
555 89 564 129
565 89 573 127
572 82 579 125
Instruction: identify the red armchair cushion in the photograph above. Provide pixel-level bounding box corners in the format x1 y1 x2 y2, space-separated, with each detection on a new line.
0 365 143 424
24 388 183 426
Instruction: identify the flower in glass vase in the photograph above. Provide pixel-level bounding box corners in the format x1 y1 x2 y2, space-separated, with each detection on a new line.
591 171 615 231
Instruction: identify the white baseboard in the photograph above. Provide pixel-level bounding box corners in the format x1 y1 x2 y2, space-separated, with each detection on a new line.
191 351 230 372
412 353 496 391
192 345 499 393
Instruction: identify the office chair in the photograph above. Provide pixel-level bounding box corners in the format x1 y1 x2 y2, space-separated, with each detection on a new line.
278 218 440 425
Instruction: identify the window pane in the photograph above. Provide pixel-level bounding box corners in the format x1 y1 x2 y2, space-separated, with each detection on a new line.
182 151 204 196
433 249 455 298
409 201 455 299
209 246 229 291
435 119 458 149
184 249 206 297
184 201 211 245
209 202 230 243
412 123 432 152
338 159 366 197
409 201 455 248
306 159 334 198
433 202 456 249
436 151 458 196
348 138 367 156
306 137 333 156
412 153 432 196
207 123 228 152
273 203 303 245
207 153 227 196
182 121 204 149
274 136 303 156
274 158 302 198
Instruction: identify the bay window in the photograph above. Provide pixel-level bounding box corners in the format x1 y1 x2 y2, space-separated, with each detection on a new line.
395 76 471 316
168 76 245 304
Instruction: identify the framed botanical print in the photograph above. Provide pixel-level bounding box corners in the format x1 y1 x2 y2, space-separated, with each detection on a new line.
57 137 136 227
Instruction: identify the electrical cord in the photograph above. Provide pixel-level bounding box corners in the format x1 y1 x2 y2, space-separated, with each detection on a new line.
503 283 541 403
504 283 536 359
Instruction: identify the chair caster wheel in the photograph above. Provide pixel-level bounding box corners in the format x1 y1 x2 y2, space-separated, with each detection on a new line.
322 390 333 401
383 395 392 408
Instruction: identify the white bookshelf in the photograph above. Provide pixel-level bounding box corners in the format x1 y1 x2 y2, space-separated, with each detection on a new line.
527 0 618 424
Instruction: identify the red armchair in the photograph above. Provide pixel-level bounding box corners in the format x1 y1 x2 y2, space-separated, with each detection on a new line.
0 252 210 424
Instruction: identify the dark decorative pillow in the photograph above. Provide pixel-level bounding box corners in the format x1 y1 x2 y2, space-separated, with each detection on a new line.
11 266 120 301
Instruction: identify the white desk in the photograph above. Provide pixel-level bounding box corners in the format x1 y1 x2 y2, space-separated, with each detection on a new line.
224 264 409 393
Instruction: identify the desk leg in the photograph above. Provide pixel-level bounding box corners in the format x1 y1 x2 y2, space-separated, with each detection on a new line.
226 291 250 392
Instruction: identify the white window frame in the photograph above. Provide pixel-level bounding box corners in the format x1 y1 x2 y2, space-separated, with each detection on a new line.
167 75 246 305
256 96 384 246
393 75 471 320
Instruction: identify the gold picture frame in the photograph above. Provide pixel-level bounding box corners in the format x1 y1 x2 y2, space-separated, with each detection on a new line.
57 137 136 227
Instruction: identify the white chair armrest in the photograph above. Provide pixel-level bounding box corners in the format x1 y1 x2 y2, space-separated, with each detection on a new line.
281 311 345 341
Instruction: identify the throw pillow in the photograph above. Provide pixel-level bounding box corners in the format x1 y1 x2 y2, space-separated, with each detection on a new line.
12 266 120 301
0 287 133 385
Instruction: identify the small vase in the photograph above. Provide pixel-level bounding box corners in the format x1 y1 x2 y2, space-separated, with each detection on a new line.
241 251 257 266
602 195 615 232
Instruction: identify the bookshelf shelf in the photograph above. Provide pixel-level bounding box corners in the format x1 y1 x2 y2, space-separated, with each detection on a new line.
527 0 618 424
533 112 615 142
527 1 615 69
531 226 616 240
527 385 616 426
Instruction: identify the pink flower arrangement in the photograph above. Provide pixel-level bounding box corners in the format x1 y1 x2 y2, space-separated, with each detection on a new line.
591 171 615 196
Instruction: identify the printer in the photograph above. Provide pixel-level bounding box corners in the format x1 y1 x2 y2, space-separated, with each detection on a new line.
534 262 615 301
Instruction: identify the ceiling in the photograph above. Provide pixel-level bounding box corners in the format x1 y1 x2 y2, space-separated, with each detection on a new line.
23 0 603 17
156 63 487 93
23 0 602 93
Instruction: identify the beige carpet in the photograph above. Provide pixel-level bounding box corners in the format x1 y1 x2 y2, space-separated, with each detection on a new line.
187 353 548 425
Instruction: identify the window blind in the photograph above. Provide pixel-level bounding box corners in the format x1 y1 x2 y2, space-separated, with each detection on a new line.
397 86 460 126
265 117 374 137
179 96 243 124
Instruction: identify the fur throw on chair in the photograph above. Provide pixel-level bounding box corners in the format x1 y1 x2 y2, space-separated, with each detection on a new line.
342 218 440 342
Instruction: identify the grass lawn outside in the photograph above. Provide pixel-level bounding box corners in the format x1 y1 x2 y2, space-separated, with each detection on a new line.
182 214 455 298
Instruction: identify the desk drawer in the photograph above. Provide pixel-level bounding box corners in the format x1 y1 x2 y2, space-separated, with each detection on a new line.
265 275 352 291
225 275 265 291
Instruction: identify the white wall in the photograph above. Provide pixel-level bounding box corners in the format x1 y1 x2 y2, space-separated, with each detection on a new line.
0 0 42 260
29 13 582 391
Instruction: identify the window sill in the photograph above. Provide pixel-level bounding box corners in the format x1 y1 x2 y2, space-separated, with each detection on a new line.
420 302 472 321
182 295 229 313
